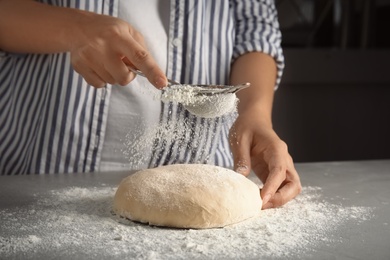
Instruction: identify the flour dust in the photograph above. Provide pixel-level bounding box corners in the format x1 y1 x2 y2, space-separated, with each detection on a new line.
0 186 373 260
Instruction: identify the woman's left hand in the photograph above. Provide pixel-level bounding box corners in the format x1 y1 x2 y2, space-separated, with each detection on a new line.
229 114 302 209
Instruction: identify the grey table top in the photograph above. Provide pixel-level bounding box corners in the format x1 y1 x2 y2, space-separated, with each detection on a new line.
1 160 389 260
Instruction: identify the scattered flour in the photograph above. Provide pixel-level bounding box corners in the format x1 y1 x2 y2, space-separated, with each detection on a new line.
0 186 373 260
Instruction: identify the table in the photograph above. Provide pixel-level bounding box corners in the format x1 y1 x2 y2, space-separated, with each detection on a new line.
1 160 389 259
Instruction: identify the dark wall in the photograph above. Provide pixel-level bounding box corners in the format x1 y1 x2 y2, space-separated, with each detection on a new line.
273 49 390 162
273 1 390 162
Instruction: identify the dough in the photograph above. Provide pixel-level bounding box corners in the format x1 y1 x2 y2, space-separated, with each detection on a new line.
113 164 262 229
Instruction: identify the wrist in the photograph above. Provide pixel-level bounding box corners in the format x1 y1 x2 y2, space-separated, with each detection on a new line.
58 8 95 52
236 99 272 126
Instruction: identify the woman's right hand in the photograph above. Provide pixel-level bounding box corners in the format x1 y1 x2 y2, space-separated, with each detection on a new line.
70 13 167 89
0 0 166 89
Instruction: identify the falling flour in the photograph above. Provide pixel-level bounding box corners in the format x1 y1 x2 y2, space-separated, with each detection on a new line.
119 81 238 169
0 186 373 260
121 117 222 169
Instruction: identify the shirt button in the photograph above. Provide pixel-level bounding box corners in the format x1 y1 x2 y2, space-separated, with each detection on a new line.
172 38 182 47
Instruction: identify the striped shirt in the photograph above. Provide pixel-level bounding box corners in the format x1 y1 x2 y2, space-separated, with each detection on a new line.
0 0 284 175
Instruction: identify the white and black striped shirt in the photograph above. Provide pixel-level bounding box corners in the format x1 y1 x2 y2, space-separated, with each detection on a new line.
0 0 284 174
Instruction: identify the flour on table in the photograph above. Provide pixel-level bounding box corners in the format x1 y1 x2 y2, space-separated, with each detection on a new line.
0 185 373 259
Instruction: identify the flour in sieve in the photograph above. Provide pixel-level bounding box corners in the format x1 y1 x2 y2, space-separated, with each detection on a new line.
161 85 238 118
0 185 374 260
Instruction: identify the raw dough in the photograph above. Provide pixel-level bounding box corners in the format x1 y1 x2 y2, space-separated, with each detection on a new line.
113 164 262 229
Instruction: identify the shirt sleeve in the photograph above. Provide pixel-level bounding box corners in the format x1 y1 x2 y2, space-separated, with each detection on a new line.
231 0 285 88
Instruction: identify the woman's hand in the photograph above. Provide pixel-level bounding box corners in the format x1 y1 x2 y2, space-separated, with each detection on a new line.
229 52 301 209
70 13 167 89
229 114 302 209
0 0 166 89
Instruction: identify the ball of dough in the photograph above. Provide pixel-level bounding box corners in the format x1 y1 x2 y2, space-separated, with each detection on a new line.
113 164 262 229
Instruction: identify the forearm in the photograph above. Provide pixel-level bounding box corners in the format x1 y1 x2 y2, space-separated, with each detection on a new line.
0 0 90 53
230 52 277 128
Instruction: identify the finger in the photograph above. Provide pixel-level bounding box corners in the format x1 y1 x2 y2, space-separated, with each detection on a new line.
230 127 252 176
122 57 133 67
260 159 287 205
91 65 116 85
78 52 124 86
75 66 106 88
121 58 138 84
73 55 113 87
119 36 167 89
104 59 135 86
262 178 301 209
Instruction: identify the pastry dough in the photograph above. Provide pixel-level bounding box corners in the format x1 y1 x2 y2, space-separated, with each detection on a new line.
113 164 262 229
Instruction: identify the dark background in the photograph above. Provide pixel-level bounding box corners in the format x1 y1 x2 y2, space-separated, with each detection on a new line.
272 0 390 162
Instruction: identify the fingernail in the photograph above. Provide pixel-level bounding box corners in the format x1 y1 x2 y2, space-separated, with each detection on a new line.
262 194 272 205
155 76 167 89
235 165 248 175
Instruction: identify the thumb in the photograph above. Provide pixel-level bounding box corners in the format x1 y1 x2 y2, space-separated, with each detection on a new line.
230 132 251 176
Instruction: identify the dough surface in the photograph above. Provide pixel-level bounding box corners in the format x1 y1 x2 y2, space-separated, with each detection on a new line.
113 164 262 229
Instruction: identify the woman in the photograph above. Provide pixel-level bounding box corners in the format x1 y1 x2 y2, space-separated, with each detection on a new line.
0 0 301 209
